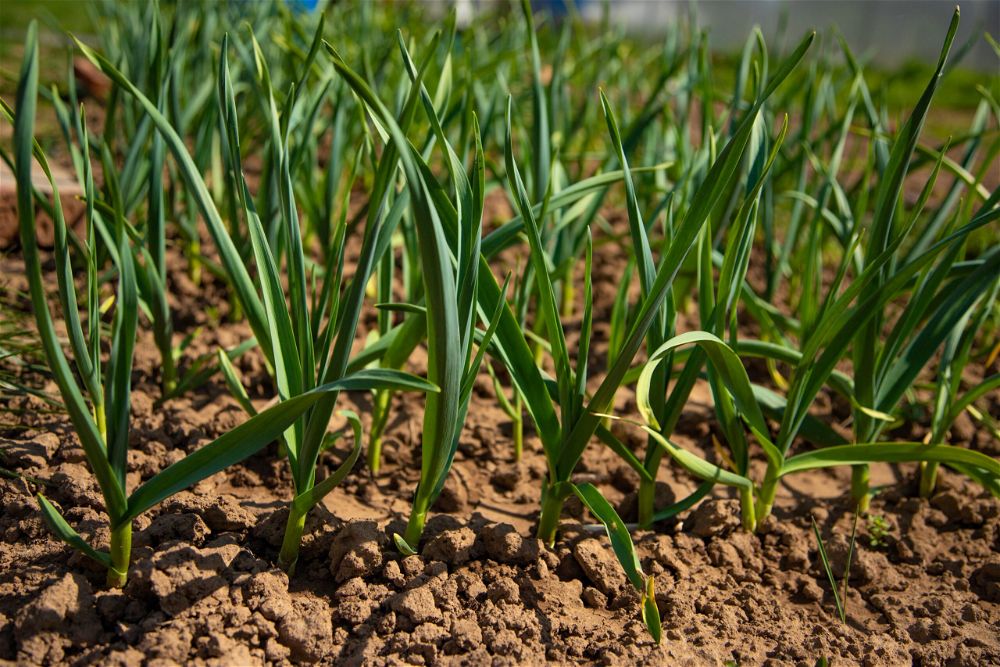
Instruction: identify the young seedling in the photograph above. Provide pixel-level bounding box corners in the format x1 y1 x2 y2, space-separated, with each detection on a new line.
919 279 1000 497
73 26 439 574
469 33 812 639
849 7 964 510
633 9 1000 529
866 515 891 548
494 30 816 546
812 510 859 625
326 31 510 552
12 23 351 586
575 483 661 643
216 30 441 571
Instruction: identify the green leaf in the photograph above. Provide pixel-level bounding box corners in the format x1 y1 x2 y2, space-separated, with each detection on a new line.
600 90 655 297
104 212 139 486
331 368 439 394
947 462 1000 497
812 517 846 623
641 424 755 492
948 374 1000 426
573 483 643 588
217 38 304 465
37 493 112 568
393 533 418 556
15 23 127 520
520 0 550 201
119 385 354 527
375 303 427 316
573 483 661 643
780 442 1000 478
461 274 513 406
291 411 363 514
867 7 960 260
217 349 257 416
651 479 716 523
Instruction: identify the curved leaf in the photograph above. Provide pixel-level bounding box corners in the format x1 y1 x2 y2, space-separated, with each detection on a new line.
331 368 439 394
15 24 127 519
638 332 778 468
73 36 270 355
37 493 112 568
291 411 364 514
599 416 755 492
120 386 350 527
780 442 1000 478
573 482 661 643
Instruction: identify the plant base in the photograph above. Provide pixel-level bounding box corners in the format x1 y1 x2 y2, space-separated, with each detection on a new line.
278 507 307 575
107 522 132 588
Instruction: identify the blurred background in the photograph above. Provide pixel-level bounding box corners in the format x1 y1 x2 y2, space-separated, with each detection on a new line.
3 1 998 71
586 1 998 71
442 1 1000 70
0 0 995 130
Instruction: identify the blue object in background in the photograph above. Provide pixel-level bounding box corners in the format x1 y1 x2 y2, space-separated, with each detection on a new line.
286 0 319 13
533 0 589 17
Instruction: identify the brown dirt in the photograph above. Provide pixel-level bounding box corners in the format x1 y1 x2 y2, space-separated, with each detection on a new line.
1 202 999 665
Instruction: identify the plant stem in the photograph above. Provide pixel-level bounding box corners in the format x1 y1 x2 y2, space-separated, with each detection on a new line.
368 432 384 476
107 521 131 588
188 238 202 285
637 476 655 529
739 487 757 532
536 483 569 546
512 397 523 462
95 408 107 444
755 464 780 525
561 276 575 319
919 461 939 498
368 390 391 474
160 349 177 396
850 464 870 512
637 446 666 529
403 494 429 548
278 505 307 575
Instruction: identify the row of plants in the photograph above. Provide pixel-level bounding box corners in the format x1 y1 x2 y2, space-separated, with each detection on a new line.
6 1 998 641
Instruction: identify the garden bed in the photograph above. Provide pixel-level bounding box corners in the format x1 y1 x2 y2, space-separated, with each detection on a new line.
2 239 998 665
2 2 998 665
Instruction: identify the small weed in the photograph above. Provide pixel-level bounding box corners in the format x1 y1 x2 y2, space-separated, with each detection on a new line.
812 509 860 624
867 515 892 548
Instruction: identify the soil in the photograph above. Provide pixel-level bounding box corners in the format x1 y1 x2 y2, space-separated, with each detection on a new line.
2 213 1000 667
1 22 998 665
